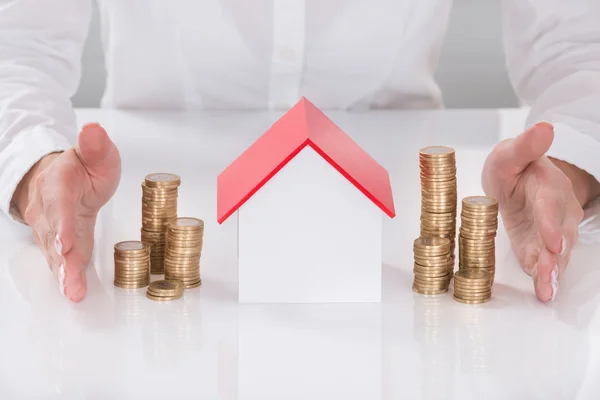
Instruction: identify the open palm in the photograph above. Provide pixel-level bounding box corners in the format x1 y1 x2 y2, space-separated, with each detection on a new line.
482 122 583 302
23 123 121 301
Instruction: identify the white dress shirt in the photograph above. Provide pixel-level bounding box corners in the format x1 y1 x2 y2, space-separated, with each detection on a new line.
1 0 600 221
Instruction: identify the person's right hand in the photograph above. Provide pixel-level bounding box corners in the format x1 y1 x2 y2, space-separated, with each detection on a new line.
13 123 121 301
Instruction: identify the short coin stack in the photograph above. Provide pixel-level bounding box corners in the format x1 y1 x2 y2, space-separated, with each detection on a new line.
458 196 499 282
141 173 180 274
419 146 458 263
114 241 151 288
146 279 185 301
453 268 493 304
413 237 454 295
164 217 204 289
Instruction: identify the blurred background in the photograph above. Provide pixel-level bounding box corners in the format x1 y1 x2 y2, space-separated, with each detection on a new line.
72 0 520 109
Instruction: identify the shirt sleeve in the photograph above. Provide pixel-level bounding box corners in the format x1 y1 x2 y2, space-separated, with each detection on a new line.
0 0 91 222
502 1 600 183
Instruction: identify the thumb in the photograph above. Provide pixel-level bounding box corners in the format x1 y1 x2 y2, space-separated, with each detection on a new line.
75 122 120 176
508 122 554 172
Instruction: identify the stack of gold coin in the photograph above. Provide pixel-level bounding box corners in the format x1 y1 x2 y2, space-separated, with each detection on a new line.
419 146 458 263
164 217 204 289
114 241 151 288
413 237 454 295
141 173 180 274
453 268 493 304
458 196 498 281
146 279 185 301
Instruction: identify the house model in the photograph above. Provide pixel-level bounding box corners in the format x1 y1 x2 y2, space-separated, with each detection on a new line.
217 97 395 303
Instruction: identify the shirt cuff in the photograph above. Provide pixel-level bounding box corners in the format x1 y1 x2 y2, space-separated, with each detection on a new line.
0 126 72 224
544 122 600 186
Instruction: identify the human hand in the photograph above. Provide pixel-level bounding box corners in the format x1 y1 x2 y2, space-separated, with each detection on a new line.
482 122 589 302
13 123 121 301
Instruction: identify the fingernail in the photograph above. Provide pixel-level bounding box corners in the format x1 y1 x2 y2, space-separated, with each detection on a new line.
55 234 63 256
560 237 567 255
551 264 559 301
536 121 554 130
58 263 66 297
83 122 101 129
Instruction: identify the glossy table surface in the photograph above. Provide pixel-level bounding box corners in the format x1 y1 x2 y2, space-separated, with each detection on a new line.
2 108 600 399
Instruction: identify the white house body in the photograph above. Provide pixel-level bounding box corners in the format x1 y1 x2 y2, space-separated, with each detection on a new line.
238 146 383 303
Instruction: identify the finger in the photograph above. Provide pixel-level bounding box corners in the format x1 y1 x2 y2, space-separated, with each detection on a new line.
62 245 89 302
557 210 580 276
533 246 558 303
32 206 84 300
42 178 79 257
492 122 554 176
532 191 563 254
31 213 62 274
75 123 120 177
60 221 94 302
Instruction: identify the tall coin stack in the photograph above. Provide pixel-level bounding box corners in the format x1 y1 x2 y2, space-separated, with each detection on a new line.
453 268 493 304
164 217 204 289
412 237 454 295
141 173 180 274
458 196 499 282
114 241 151 288
419 146 458 264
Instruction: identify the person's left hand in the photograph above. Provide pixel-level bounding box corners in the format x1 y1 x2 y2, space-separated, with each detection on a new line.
481 122 585 302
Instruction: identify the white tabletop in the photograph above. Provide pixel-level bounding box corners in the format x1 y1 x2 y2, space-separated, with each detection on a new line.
2 108 600 399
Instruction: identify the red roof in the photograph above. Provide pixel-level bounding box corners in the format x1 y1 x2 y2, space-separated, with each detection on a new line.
217 97 396 223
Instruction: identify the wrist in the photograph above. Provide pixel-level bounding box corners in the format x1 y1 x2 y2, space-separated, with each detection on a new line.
550 157 600 207
12 152 62 219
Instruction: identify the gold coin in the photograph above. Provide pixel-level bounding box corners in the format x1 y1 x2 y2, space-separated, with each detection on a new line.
458 241 495 249
413 271 452 280
458 235 495 245
453 295 490 304
421 206 456 213
459 228 497 237
144 172 181 187
462 195 498 207
413 270 451 278
458 232 497 241
453 292 492 301
114 280 149 289
459 252 495 260
459 257 495 265
141 193 178 200
146 292 182 301
453 287 491 295
412 285 448 295
141 194 178 201
454 268 492 282
114 255 150 262
421 180 457 188
164 256 201 264
412 284 450 292
182 279 202 289
114 241 149 253
168 217 204 229
114 267 150 275
148 279 184 294
419 145 455 156
419 229 456 237
420 176 456 184
413 262 453 270
413 237 451 251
